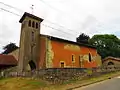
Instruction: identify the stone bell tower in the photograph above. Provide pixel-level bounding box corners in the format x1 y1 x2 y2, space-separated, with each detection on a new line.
18 12 43 71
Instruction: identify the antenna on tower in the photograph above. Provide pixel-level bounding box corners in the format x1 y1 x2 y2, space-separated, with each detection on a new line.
30 4 34 14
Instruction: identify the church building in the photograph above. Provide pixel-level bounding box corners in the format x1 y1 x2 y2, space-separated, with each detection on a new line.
18 12 102 71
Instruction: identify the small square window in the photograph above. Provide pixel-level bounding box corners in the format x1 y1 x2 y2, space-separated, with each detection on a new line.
60 62 64 68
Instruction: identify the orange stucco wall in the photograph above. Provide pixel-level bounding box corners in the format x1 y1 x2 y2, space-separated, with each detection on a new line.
50 40 98 68
39 36 47 69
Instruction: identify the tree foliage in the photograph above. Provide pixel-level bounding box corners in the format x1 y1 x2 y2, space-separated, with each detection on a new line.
76 33 90 44
2 43 18 54
89 34 120 59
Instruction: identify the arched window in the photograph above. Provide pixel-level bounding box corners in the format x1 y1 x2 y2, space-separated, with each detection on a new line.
108 62 114 65
36 23 38 29
32 21 35 28
28 20 31 27
89 53 92 62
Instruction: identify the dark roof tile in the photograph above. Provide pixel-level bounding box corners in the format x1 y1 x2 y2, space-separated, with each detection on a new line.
19 12 43 23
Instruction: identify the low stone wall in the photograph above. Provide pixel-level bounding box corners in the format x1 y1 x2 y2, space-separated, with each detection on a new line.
1 67 120 84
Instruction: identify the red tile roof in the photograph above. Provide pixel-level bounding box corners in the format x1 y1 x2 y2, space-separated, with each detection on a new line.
0 54 17 65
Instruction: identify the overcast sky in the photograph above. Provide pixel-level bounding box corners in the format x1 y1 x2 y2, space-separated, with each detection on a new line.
0 0 120 52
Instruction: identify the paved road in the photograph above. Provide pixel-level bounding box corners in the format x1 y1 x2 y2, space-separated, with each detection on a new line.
74 76 120 90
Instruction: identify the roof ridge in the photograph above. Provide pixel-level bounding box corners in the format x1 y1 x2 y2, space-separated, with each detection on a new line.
103 56 120 60
40 34 96 49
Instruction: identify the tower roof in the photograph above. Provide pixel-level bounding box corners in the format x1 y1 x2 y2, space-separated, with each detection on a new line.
19 12 44 23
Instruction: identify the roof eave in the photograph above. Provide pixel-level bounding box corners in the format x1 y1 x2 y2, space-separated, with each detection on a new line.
19 12 44 23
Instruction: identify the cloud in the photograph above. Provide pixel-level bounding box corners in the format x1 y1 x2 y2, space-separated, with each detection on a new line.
1 0 120 52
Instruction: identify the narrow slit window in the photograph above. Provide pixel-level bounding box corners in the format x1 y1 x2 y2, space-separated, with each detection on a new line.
36 23 38 29
28 20 31 27
72 55 75 62
32 21 35 28
32 31 34 41
89 53 92 62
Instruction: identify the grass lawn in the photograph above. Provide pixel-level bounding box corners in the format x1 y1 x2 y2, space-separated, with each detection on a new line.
0 71 120 90
0 78 50 90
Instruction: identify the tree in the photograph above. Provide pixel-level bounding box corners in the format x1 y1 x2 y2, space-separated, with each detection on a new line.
76 33 90 44
2 43 18 54
89 34 120 59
